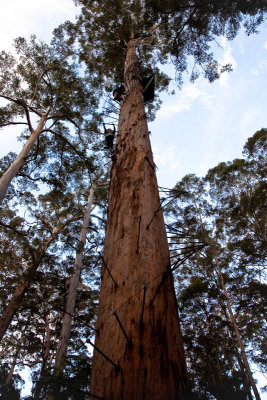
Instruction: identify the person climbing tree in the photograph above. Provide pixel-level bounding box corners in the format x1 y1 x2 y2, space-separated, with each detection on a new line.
104 123 116 149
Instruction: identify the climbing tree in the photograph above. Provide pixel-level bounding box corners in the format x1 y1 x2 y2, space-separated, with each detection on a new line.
53 1 267 399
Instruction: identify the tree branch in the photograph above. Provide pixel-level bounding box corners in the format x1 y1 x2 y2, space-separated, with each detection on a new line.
0 94 33 133
0 221 28 236
43 128 89 161
0 121 28 127
29 66 56 107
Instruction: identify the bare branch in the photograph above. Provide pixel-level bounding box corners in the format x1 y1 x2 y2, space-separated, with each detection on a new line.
0 121 28 127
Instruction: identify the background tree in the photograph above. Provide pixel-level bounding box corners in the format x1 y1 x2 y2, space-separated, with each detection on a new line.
0 108 109 398
0 34 99 204
164 130 266 399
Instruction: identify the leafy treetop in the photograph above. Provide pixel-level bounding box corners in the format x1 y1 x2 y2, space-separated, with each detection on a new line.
64 0 266 91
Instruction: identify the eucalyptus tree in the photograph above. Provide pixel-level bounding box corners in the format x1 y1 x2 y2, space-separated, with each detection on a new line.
0 116 109 396
52 1 267 398
165 174 252 399
49 170 108 389
165 129 266 399
0 121 103 336
0 191 84 343
206 128 267 271
0 186 101 398
0 34 99 204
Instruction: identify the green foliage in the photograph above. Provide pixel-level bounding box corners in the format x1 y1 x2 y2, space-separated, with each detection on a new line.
67 0 266 90
0 35 99 124
0 80 108 397
164 129 267 398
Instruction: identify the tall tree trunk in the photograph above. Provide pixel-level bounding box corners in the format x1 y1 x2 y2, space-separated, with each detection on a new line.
52 184 95 379
0 230 57 342
0 114 46 205
213 252 261 400
90 40 189 400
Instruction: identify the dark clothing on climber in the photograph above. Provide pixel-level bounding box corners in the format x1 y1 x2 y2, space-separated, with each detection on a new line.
103 124 116 150
105 129 115 149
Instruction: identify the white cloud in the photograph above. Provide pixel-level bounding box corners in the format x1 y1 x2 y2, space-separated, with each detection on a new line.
157 84 215 118
251 60 267 76
264 41 267 50
153 143 187 186
218 38 238 87
0 0 77 51
0 126 24 157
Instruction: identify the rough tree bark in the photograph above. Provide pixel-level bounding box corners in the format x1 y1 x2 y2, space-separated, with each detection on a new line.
90 39 189 400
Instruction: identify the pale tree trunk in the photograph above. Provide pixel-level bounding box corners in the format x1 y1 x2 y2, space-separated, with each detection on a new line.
52 184 95 379
0 114 47 205
213 252 261 400
90 40 189 400
218 296 253 400
5 334 24 386
0 229 58 343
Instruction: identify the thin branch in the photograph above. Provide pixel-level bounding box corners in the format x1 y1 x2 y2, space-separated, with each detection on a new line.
0 94 33 132
45 116 65 130
0 121 28 127
29 66 55 107
0 221 28 236
43 128 89 161
28 106 43 117
16 100 33 133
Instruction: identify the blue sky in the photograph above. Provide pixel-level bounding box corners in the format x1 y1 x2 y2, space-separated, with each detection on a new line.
1 0 266 396
151 28 267 187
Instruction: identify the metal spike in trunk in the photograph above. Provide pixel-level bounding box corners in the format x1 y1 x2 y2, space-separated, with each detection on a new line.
90 40 189 400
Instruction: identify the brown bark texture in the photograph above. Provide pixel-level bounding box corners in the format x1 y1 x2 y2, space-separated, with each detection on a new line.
90 41 189 400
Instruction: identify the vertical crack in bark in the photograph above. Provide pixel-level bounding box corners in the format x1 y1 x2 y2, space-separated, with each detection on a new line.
136 216 142 254
140 286 147 327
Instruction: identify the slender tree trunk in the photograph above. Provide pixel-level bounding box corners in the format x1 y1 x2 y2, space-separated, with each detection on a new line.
52 184 95 378
34 313 51 400
90 40 189 400
5 334 24 386
0 231 57 342
0 115 46 205
213 252 261 400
